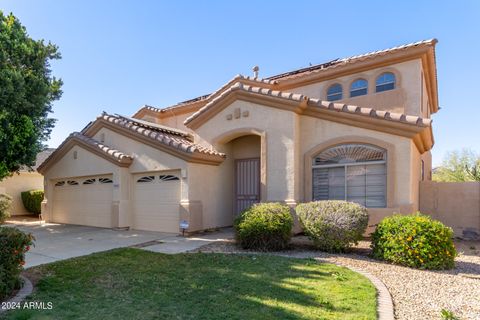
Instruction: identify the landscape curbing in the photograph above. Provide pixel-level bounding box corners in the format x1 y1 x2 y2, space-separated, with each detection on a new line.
0 276 33 314
331 262 395 320
191 248 395 320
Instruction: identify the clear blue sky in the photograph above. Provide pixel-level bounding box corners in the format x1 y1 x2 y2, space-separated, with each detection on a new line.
2 0 479 166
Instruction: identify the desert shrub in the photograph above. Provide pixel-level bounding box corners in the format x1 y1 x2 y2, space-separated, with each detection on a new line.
234 203 293 251
0 193 12 224
0 227 34 299
296 200 369 252
21 189 44 215
371 213 456 270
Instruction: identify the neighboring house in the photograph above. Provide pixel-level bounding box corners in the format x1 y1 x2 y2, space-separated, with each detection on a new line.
38 39 438 233
0 149 55 216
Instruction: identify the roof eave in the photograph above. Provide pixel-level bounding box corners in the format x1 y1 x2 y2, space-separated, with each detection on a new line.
37 136 133 175
275 44 435 90
84 118 225 165
184 87 433 153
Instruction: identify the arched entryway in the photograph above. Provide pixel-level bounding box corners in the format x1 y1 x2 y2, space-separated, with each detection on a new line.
230 135 261 214
213 129 266 218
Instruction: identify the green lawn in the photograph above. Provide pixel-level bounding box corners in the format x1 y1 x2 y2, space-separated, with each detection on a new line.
2 249 376 320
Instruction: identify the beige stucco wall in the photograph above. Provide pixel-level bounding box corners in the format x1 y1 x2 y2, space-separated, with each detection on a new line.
195 99 298 203
0 172 44 216
285 59 424 117
93 128 188 173
191 98 423 233
299 115 416 206
231 135 260 159
420 181 480 239
44 145 116 180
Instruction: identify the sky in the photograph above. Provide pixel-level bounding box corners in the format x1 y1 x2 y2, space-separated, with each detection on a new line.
1 0 479 166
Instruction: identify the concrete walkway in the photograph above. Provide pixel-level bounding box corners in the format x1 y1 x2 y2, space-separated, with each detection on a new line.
138 228 234 254
5 217 234 268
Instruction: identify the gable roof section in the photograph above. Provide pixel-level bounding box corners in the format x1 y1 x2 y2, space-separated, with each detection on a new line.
132 75 277 119
83 113 225 165
37 133 133 174
133 39 438 117
184 82 433 153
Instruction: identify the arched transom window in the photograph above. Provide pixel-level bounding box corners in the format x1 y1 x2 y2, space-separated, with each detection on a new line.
312 144 386 208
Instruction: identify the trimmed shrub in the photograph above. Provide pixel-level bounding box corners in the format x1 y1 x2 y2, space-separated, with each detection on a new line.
0 227 34 300
21 189 44 215
0 193 12 224
296 201 369 252
371 213 456 270
234 203 293 251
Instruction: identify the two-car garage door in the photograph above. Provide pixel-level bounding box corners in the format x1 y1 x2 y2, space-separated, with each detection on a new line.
52 176 114 228
51 173 180 233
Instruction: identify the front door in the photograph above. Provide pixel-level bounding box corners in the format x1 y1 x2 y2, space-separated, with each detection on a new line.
235 158 260 215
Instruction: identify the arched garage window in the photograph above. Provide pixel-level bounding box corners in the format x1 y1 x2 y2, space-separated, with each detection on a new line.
312 144 386 208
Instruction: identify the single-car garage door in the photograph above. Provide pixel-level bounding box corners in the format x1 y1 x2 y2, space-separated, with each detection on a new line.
52 175 114 228
133 172 180 233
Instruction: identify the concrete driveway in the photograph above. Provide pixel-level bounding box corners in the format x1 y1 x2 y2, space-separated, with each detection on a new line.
5 218 233 268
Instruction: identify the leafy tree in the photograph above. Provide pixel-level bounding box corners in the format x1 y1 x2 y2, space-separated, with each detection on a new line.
0 11 62 180
433 149 480 182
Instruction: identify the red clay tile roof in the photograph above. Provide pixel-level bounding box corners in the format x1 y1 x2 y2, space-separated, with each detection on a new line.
72 133 134 162
37 133 133 173
267 39 437 81
138 39 436 115
141 75 276 115
99 113 225 157
184 82 432 127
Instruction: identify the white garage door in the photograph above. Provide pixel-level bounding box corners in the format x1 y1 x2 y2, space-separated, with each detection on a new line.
133 173 180 233
52 176 114 228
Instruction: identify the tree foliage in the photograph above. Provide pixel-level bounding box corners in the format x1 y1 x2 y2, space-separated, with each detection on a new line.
433 149 480 182
0 11 62 180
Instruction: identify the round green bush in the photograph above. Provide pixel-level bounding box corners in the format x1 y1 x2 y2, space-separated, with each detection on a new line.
296 200 369 252
234 203 293 251
371 213 456 270
21 189 44 215
0 193 12 224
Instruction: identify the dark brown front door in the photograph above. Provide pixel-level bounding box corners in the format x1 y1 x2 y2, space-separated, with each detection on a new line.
235 158 260 215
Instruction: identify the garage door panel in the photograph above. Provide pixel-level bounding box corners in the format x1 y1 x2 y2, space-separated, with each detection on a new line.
52 176 113 228
133 173 180 233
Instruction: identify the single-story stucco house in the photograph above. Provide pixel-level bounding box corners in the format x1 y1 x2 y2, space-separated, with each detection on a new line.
38 39 438 234
0 149 55 216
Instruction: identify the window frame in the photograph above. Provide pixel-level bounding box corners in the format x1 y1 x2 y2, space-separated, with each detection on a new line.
326 83 343 101
375 72 396 93
349 79 368 98
312 144 387 208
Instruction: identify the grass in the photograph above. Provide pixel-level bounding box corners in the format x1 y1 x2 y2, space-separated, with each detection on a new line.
2 249 376 320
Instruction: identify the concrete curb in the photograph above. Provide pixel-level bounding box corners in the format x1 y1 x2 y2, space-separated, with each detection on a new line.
0 276 33 314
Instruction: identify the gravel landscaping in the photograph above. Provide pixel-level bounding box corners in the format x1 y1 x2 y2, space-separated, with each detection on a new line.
192 238 480 320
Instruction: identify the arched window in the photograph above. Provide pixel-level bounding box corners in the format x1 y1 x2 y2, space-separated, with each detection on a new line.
312 144 386 208
350 79 368 97
326 83 343 101
375 72 396 92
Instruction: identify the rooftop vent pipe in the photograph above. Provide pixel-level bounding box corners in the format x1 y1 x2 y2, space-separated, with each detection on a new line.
252 65 259 79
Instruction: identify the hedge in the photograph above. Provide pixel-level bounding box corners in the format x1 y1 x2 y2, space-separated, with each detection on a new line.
21 189 44 215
